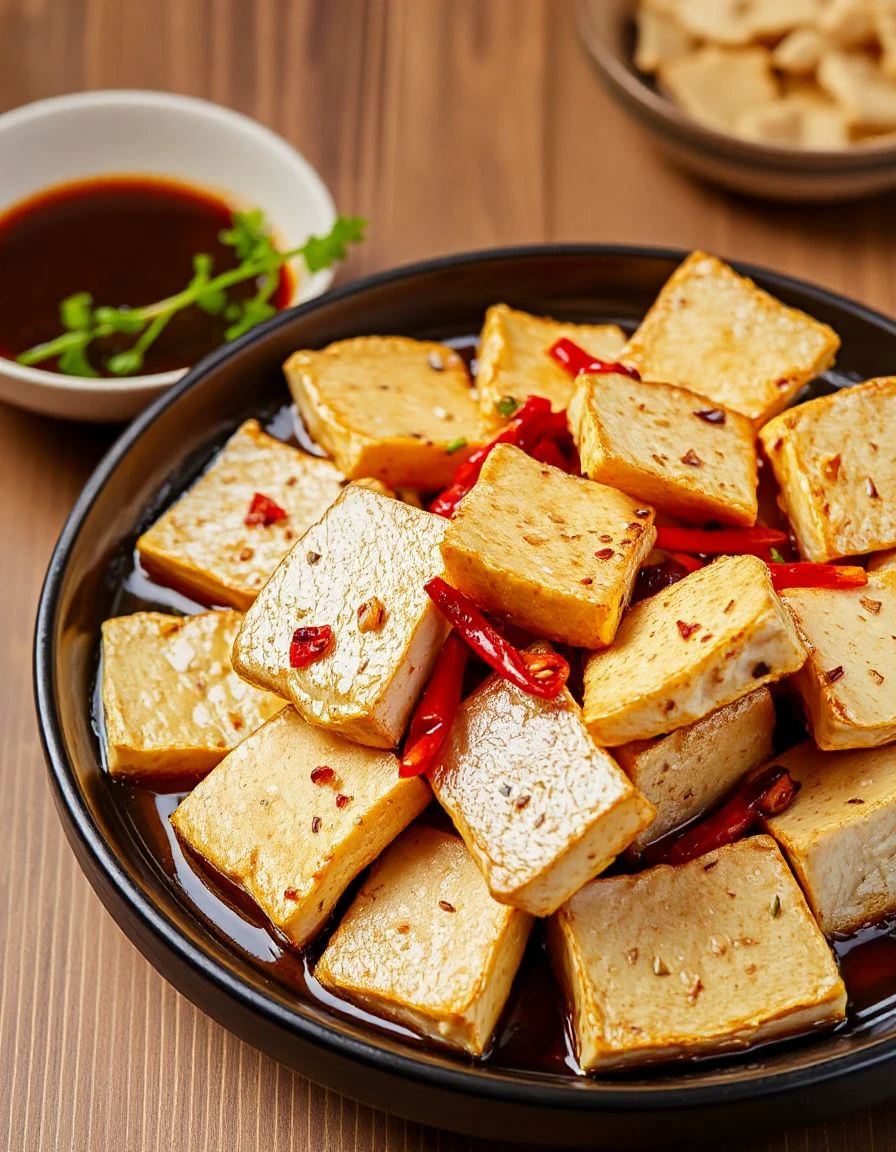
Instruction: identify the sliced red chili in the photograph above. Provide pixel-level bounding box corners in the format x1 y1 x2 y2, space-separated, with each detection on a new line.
399 632 468 778
245 492 288 527
548 337 641 381
666 550 704 574
531 435 569 471
425 577 569 699
289 625 334 668
644 766 800 867
766 563 867 591
654 525 788 555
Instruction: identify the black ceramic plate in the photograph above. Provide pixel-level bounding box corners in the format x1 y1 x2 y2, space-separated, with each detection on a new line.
34 247 896 1149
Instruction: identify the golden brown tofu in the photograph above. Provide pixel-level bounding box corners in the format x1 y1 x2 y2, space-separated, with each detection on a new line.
135 420 347 610
284 336 481 489
763 741 896 935
171 708 429 948
659 47 779 133
782 572 896 749
430 652 655 916
233 484 449 748
869 548 896 572
615 688 776 857
621 252 840 425
101 611 284 781
474 304 627 429
759 378 896 562
570 373 758 526
315 825 532 1056
549 836 846 1071
582 555 806 745
440 444 656 650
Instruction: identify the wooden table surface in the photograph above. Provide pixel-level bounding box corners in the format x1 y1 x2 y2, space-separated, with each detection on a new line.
2 1 896 1149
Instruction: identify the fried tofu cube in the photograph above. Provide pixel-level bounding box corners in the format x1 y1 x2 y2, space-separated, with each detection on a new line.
474 304 627 429
430 651 655 916
759 378 896 562
135 420 347 610
659 47 779 133
315 825 532 1056
781 572 896 749
772 27 828 74
440 444 656 649
818 50 896 130
819 0 877 47
101 611 284 781
171 708 429 948
868 548 896 572
763 741 896 935
549 836 846 1070
233 484 449 748
284 336 481 489
747 0 825 39
621 252 840 425
734 97 849 149
582 555 806 745
615 688 776 857
675 0 753 45
635 5 694 73
570 373 758 526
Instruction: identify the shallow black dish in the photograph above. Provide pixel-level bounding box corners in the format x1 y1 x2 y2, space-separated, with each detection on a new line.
34 247 896 1148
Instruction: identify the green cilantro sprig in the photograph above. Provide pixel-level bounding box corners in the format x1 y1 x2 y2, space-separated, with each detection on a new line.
17 212 367 378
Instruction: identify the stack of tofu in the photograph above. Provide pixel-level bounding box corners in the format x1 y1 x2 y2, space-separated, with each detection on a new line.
100 251 896 1071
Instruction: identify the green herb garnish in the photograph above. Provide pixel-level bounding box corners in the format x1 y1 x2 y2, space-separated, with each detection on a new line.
17 213 367 377
445 437 468 454
496 395 520 418
769 547 786 564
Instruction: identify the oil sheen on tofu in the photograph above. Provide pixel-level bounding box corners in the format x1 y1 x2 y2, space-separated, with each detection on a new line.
441 444 657 650
620 251 840 425
315 826 533 1056
136 420 348 610
582 555 806 745
474 303 627 428
171 708 430 948
763 741 896 936
101 610 284 780
284 336 482 489
431 646 655 916
549 837 846 1071
233 484 449 748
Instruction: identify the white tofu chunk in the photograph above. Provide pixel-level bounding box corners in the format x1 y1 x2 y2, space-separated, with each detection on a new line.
136 420 347 610
635 5 694 73
474 304 627 429
763 741 896 935
818 50 896 130
675 0 753 45
772 28 828 74
819 0 877 47
582 555 806 745
171 708 430 948
747 0 825 39
782 572 896 749
101 610 284 781
734 97 849 149
549 836 846 1071
569 373 758 526
615 688 776 857
759 377 896 562
440 444 656 650
284 336 481 489
315 825 533 1056
658 47 779 133
233 484 449 748
621 252 840 425
430 651 655 916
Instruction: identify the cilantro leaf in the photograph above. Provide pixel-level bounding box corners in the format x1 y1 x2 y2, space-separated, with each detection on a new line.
300 216 367 273
58 342 98 378
224 298 277 341
106 349 145 376
60 292 94 332
93 306 145 334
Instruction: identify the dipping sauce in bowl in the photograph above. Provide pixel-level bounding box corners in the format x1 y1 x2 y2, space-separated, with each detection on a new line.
0 175 293 378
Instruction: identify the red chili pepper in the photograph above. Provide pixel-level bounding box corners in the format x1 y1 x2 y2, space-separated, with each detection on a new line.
399 632 468 778
766 563 867 591
425 577 569 699
289 625 334 668
531 436 570 471
245 492 288 527
654 525 788 556
429 395 554 518
644 766 800 867
666 550 704 574
548 337 641 381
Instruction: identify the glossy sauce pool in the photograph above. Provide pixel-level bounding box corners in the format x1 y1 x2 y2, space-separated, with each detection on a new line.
98 361 896 1078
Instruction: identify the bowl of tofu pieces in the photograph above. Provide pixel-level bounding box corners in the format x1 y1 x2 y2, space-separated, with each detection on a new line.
35 245 896 1147
577 0 896 201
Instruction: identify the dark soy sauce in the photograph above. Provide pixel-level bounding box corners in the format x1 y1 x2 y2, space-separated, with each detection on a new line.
0 176 292 376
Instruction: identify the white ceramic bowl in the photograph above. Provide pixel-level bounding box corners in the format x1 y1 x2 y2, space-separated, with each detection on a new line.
0 90 337 422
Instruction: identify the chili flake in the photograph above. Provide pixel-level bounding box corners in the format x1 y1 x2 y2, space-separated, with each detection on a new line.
335 793 352 809
357 596 386 633
438 900 456 913
825 665 845 684
289 625 334 668
594 547 615 560
676 620 700 639
860 598 883 614
245 492 288 527
681 449 703 467
311 816 322 834
310 766 335 785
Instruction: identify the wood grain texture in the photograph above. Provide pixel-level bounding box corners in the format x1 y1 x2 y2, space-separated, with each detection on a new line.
1 0 895 1148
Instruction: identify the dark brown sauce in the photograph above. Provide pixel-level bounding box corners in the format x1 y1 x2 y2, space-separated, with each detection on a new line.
0 176 292 376
98 364 896 1078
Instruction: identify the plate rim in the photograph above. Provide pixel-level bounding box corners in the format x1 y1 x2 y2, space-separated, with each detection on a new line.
33 242 896 1115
